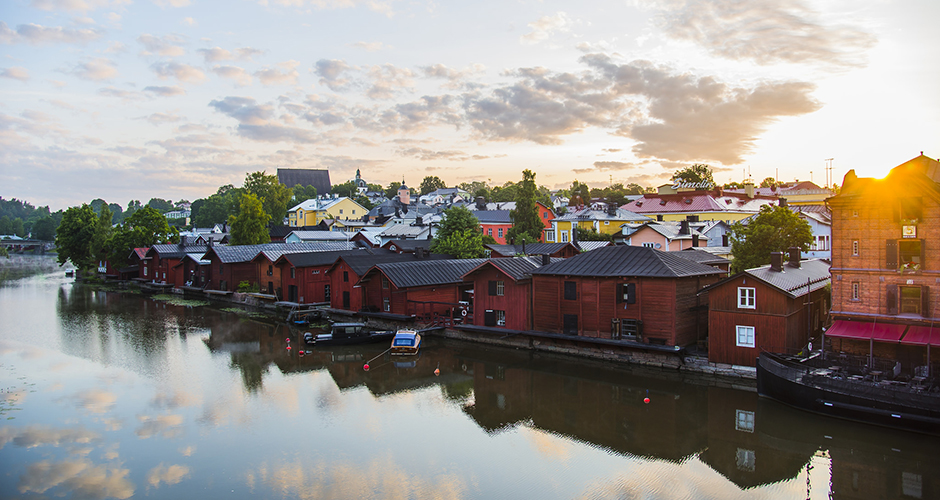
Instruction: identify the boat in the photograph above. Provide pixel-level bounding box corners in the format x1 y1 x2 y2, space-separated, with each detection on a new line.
390 330 421 356
756 352 940 435
304 322 395 346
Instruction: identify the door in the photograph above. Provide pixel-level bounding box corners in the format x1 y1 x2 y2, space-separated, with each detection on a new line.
563 314 578 335
342 291 350 309
288 285 298 303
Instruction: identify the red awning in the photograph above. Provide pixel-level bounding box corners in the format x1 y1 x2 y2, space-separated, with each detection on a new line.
901 325 940 347
825 320 907 342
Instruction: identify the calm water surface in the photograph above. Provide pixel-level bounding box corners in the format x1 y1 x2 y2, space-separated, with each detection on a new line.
1 269 937 499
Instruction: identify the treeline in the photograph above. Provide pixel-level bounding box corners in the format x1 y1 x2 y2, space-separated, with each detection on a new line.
0 197 59 240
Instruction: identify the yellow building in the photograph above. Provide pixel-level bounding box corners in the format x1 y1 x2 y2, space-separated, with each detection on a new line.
548 207 651 243
288 197 367 227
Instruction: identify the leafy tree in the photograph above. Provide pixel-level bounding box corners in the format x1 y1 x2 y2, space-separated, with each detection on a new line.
244 171 292 225
671 164 715 185
367 183 384 193
228 193 271 245
0 246 7 258
430 206 484 259
490 181 519 202
0 216 11 235
729 205 813 273
574 226 613 242
90 198 107 214
384 181 402 199
91 204 113 265
290 184 318 206
623 183 647 195
420 176 447 195
569 180 591 206
174 199 190 209
330 180 359 199
55 204 99 271
12 218 25 237
147 198 174 212
723 181 744 189
507 170 544 244
108 203 124 224
125 200 143 219
482 234 497 245
106 207 177 267
31 216 57 241
192 188 242 228
760 177 779 188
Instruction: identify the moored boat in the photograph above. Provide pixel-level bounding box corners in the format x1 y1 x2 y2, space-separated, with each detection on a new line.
390 330 421 356
304 322 395 346
756 352 940 435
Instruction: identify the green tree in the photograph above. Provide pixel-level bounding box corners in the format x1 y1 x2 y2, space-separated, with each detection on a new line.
244 171 292 225
574 226 614 242
568 180 591 206
330 180 359 199
91 204 113 266
671 164 715 186
384 181 403 199
192 187 242 228
55 204 99 271
31 216 57 241
90 198 107 214
420 176 447 195
729 205 813 273
290 184 318 207
490 181 519 202
108 203 124 224
759 177 779 188
228 193 271 245
125 200 143 219
0 215 12 235
430 205 484 259
106 207 177 267
723 181 744 189
507 170 544 244
11 218 25 237
147 198 174 212
623 183 647 195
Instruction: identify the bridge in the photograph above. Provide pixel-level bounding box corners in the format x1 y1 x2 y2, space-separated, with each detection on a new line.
0 239 54 253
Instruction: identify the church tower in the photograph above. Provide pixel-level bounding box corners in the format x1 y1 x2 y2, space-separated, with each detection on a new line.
398 179 410 205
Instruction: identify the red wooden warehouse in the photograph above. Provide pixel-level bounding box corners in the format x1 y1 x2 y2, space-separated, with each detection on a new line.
701 251 830 367
461 256 554 330
357 258 483 320
529 245 724 346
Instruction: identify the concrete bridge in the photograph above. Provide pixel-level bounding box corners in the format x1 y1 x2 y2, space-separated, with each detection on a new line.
0 239 53 253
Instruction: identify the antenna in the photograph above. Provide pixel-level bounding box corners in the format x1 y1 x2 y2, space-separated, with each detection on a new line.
824 158 834 190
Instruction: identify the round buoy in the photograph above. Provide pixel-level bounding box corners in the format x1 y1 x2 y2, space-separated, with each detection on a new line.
434 368 440 376
286 345 291 350
286 338 290 343
363 364 370 371
643 397 650 404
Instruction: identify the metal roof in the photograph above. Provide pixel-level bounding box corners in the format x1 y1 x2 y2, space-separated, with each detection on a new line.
149 243 208 259
700 258 830 299
485 242 576 256
204 242 355 264
370 258 487 289
472 210 512 223
277 248 387 267
462 256 561 282
530 244 724 278
277 168 331 194
333 252 452 276
674 248 731 266
575 241 611 252
555 207 651 223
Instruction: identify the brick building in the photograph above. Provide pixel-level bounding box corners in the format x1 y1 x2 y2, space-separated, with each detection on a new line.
826 153 940 375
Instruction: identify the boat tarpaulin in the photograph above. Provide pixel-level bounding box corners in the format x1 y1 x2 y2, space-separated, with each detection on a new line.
825 320 906 342
900 325 940 347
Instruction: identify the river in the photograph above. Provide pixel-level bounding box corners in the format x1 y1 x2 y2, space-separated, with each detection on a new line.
0 268 937 499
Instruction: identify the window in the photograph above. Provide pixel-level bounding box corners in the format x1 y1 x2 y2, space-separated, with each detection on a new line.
498 228 503 238
736 325 755 348
488 228 493 236
382 276 389 289
383 298 390 312
542 212 548 219
496 310 506 326
852 240 859 256
343 271 349 282
339 209 344 214
737 287 755 309
604 221 609 225
812 235 830 251
219 264 224 273
735 410 755 433
642 242 655 248
496 281 505 296
899 240 922 269
545 230 555 242
311 269 320 275
267 265 273 276
617 283 636 304
561 231 569 243
324 284 331 301
352 210 356 215
564 281 577 300
290 267 295 279
852 282 860 300
736 448 756 472
900 286 922 314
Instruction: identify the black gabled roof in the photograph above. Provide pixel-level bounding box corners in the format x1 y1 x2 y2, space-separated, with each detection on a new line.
384 239 433 251
370 259 487 289
700 259 830 299
472 210 511 223
332 252 452 276
674 248 731 266
277 168 331 194
485 242 575 256
529 245 723 278
276 247 391 268
204 242 355 264
148 243 208 259
462 256 562 282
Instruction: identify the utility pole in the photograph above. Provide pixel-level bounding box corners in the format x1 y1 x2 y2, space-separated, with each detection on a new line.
824 158 834 191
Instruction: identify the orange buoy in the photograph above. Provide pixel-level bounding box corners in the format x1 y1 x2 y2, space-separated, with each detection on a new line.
434 368 440 376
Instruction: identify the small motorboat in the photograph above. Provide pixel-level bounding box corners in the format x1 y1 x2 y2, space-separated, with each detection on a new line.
304 322 394 346
390 330 421 356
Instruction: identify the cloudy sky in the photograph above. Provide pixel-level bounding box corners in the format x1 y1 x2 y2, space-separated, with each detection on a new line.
2 0 938 210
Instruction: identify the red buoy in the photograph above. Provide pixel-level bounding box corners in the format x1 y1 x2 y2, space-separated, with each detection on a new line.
434 368 440 376
363 364 370 371
286 345 291 350
644 397 650 404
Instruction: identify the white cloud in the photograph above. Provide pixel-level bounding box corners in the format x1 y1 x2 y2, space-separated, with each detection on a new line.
520 12 571 45
29 0 130 12
154 0 191 7
137 33 186 57
150 61 206 83
181 17 197 27
314 59 357 92
1 67 30 82
0 22 103 45
212 65 252 86
254 60 299 86
365 64 414 99
68 58 118 81
143 85 186 96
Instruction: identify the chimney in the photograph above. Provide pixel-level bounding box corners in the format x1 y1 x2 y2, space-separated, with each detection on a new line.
521 240 526 255
415 247 425 259
770 252 784 272
607 203 617 216
779 197 788 207
745 183 755 199
541 254 550 266
476 196 486 210
416 216 423 226
788 246 801 268
692 234 699 247
208 238 214 248
178 235 187 247
679 220 690 235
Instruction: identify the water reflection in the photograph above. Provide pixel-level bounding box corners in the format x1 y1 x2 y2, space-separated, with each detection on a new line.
1 276 938 499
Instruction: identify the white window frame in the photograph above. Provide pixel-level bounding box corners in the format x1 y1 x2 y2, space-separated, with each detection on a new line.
560 230 569 243
545 230 555 242
496 281 505 296
737 287 756 309
383 297 390 312
736 325 755 348
735 409 755 433
498 228 503 238
496 310 506 326
642 242 655 248
852 240 859 256
852 282 860 300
